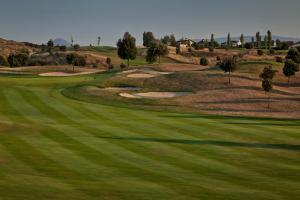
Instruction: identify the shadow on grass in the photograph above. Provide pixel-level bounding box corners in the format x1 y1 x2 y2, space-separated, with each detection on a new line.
159 113 300 125
99 136 300 151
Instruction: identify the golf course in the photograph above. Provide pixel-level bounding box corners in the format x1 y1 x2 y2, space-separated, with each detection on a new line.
0 73 299 200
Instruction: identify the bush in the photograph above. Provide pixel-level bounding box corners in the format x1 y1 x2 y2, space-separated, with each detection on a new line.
20 48 30 55
257 49 264 56
269 49 275 55
209 47 214 52
66 53 86 66
275 56 283 63
59 46 67 51
7 53 29 67
73 44 80 51
0 55 8 66
216 56 221 61
120 63 127 69
200 57 208 66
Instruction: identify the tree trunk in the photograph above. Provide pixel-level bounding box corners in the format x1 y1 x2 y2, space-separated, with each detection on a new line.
288 76 290 87
127 59 130 67
228 71 231 84
73 66 75 73
158 56 161 65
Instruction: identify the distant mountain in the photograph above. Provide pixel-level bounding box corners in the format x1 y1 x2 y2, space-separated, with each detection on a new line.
213 35 300 44
53 38 71 47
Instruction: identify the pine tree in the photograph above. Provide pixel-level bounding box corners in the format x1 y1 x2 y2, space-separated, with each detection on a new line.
227 33 232 49
210 34 215 49
256 32 261 49
264 35 267 49
267 30 272 49
240 34 244 48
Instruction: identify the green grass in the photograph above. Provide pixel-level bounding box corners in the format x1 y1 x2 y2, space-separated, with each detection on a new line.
0 73 299 200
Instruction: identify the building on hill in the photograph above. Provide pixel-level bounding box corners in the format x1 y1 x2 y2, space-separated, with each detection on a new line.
177 38 195 48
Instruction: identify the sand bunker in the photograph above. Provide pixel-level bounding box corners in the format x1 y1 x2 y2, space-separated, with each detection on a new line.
121 68 172 79
39 71 102 77
126 73 158 78
105 87 142 91
120 92 190 99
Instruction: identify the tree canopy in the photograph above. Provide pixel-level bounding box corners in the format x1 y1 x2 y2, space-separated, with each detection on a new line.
117 32 137 66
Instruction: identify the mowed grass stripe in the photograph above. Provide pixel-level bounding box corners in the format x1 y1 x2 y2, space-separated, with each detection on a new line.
14 88 203 199
28 88 298 197
2 88 141 199
40 87 300 181
19 89 232 199
19 89 189 199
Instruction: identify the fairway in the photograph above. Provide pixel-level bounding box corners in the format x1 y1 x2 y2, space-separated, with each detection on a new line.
0 74 299 200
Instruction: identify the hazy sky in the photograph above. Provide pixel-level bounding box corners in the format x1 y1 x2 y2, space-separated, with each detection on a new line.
0 0 299 46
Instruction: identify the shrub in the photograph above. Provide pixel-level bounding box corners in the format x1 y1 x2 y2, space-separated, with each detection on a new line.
209 47 214 52
0 55 8 66
66 53 86 66
275 56 283 63
200 57 208 66
120 63 127 69
216 56 221 61
73 44 80 51
269 49 275 55
257 49 264 56
20 48 30 55
188 47 192 53
7 53 29 67
59 46 67 51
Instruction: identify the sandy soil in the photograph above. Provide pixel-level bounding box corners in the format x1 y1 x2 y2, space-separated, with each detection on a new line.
120 92 190 99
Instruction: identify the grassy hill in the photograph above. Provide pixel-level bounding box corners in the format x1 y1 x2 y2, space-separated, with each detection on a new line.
0 73 299 200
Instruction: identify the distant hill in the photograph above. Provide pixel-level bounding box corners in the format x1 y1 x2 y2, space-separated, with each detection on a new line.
53 38 71 47
0 38 40 57
214 35 300 44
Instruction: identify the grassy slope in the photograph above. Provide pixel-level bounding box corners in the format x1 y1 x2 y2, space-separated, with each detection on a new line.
0 73 299 200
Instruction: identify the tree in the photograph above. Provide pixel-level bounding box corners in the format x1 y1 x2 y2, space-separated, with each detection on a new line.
240 34 244 48
97 36 101 46
70 35 74 46
161 35 170 45
143 32 155 47
117 32 137 67
66 53 86 72
260 66 276 109
251 37 255 49
210 34 215 49
267 30 272 49
0 55 8 66
264 35 267 49
59 45 67 52
106 57 113 71
286 48 300 64
283 59 299 86
169 34 177 47
47 39 54 52
227 33 232 49
146 41 169 64
262 79 273 109
200 57 208 66
7 53 29 67
256 32 261 49
220 57 237 84
73 44 80 51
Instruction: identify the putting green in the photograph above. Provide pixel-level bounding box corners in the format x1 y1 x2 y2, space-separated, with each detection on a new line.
0 73 299 200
